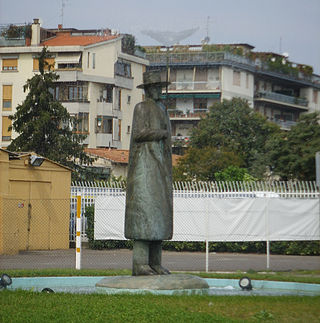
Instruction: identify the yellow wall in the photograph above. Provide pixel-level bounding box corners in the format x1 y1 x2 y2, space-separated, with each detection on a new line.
0 150 71 254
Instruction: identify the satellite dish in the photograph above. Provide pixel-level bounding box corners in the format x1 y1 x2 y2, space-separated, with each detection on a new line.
201 36 210 45
141 27 199 47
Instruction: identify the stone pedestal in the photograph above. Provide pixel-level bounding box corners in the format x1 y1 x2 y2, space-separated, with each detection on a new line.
96 274 209 290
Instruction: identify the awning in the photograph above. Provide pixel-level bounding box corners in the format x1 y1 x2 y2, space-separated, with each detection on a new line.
161 93 221 99
56 53 81 64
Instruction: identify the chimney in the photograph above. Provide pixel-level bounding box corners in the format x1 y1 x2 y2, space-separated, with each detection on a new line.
31 18 41 46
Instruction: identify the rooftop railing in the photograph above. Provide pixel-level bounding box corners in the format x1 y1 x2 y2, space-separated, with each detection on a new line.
147 51 254 67
147 51 318 85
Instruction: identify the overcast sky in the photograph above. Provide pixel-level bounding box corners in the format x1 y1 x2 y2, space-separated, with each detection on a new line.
1 0 320 73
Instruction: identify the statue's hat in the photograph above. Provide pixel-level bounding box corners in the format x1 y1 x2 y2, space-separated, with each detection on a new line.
137 70 170 89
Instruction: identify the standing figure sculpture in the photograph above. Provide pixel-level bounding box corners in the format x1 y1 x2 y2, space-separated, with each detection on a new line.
125 71 173 276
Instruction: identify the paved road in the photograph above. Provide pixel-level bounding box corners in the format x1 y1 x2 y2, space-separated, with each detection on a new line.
1 249 319 272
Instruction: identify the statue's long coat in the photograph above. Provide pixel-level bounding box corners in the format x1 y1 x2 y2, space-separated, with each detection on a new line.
125 99 173 241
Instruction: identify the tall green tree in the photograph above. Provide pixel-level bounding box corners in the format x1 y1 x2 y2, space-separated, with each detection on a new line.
190 98 280 178
267 112 320 180
8 47 92 179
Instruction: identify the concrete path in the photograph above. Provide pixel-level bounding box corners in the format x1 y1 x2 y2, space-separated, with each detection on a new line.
1 249 319 272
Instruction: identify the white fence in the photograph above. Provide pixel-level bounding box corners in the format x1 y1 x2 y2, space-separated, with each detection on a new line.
70 180 320 242
70 181 319 271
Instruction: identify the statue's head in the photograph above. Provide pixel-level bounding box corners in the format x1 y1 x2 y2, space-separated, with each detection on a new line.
137 70 170 100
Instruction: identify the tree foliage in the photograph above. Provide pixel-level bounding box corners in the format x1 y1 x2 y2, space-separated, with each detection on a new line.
121 34 136 55
190 98 279 178
8 47 92 179
173 146 243 181
1 24 31 39
214 166 257 181
267 112 320 180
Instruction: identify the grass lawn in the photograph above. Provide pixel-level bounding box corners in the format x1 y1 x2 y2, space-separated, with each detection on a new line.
1 290 320 322
1 269 320 322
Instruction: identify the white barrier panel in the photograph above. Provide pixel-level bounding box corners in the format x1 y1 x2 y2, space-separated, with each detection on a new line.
94 195 320 242
95 195 126 240
268 199 319 241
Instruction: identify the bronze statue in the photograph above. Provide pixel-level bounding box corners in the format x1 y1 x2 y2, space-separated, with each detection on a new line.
125 71 173 276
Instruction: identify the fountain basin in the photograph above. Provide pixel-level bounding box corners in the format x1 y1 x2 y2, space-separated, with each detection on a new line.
5 276 320 296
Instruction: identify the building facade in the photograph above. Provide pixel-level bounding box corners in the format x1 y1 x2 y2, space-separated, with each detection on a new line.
0 19 148 150
145 44 320 143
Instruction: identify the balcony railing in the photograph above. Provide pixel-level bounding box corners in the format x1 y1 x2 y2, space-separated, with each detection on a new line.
168 81 220 91
273 119 297 130
255 91 308 107
168 109 208 119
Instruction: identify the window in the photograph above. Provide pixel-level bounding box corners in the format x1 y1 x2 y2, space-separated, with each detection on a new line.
167 98 176 109
48 86 59 101
127 95 131 104
2 58 18 71
313 90 318 104
106 85 113 103
33 58 55 71
246 73 249 89
233 71 241 86
92 53 96 69
75 113 89 133
87 52 90 68
2 85 12 110
96 116 112 133
114 89 121 110
176 69 193 90
114 60 131 78
2 116 12 141
194 98 207 110
100 85 113 103
127 125 131 133
118 119 121 141
68 86 84 101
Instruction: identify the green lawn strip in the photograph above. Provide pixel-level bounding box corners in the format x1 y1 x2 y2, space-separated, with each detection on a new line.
2 269 131 277
1 290 320 323
3 269 320 284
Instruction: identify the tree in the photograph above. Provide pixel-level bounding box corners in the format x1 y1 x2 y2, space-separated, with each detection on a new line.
121 34 136 55
267 112 320 180
8 47 92 179
214 166 257 181
173 146 243 181
190 98 280 178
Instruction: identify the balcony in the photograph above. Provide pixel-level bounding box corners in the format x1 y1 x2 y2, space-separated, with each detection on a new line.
255 91 308 109
168 109 208 120
96 133 118 148
96 101 121 117
62 101 90 114
168 81 220 91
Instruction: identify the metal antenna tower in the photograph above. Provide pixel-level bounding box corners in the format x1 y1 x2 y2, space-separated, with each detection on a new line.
60 0 68 26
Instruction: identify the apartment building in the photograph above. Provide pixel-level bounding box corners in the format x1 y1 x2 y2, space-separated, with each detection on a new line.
145 44 320 142
0 19 148 150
